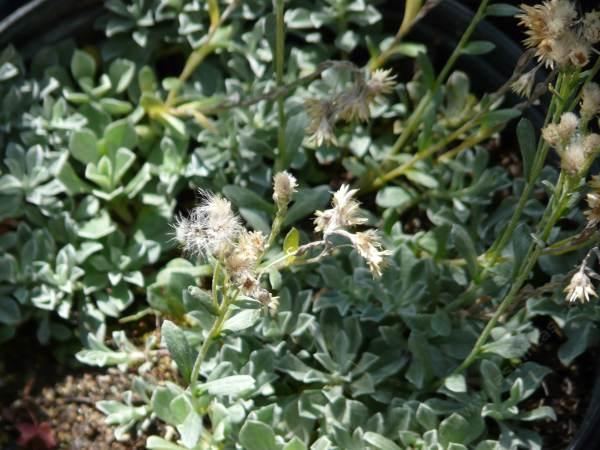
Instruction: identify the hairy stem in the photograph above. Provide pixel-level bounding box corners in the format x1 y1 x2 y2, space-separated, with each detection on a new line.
485 72 572 265
386 0 490 156
274 0 287 171
453 174 573 375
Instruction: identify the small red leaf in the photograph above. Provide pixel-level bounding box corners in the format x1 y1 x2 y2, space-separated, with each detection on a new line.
16 421 57 449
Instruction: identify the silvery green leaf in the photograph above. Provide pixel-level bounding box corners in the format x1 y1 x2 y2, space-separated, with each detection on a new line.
124 163 152 198
109 58 136 93
178 410 202 448
100 98 133 115
480 359 502 403
71 49 96 80
310 437 333 450
196 375 255 397
451 224 479 282
113 147 136 182
0 297 21 326
0 62 18 81
222 185 275 214
482 334 529 359
0 175 22 194
70 128 99 164
283 437 307 450
96 283 134 317
416 403 438 430
375 186 413 208
462 41 496 56
97 400 148 425
57 161 92 195
486 4 520 16
444 374 466 393
146 436 189 450
239 420 280 450
151 383 185 425
162 320 197 383
284 185 330 226
519 406 556 421
223 308 261 332
439 413 471 446
517 118 536 181
104 119 138 154
363 432 402 450
85 156 113 190
78 211 117 239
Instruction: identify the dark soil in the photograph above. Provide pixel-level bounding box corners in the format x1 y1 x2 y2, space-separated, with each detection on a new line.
0 325 175 450
524 316 599 450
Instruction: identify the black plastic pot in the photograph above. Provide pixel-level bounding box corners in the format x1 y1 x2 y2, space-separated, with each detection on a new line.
0 1 597 449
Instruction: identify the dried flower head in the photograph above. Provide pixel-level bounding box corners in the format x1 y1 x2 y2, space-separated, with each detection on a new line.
349 230 391 277
542 113 580 149
304 98 337 146
336 82 371 123
585 191 600 227
174 191 242 258
542 123 561 147
583 11 600 44
314 184 367 235
366 69 397 98
273 171 297 208
584 133 600 155
257 289 279 314
561 138 587 174
566 34 591 68
581 82 600 121
517 0 588 68
565 269 597 303
511 68 538 98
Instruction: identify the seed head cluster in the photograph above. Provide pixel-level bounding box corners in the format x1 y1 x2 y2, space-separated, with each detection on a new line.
173 189 272 310
542 112 600 176
517 0 600 69
174 176 390 313
305 69 396 146
314 185 391 277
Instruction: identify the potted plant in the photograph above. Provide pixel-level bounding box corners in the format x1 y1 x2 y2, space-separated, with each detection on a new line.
1 0 600 449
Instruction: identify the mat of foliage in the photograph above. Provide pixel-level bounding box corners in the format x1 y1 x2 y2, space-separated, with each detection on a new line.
2 0 600 449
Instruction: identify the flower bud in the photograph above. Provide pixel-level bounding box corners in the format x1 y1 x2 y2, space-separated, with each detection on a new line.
581 82 600 121
272 171 297 208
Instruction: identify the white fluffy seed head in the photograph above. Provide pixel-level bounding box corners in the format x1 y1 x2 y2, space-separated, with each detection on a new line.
561 138 587 175
557 112 579 141
175 191 243 259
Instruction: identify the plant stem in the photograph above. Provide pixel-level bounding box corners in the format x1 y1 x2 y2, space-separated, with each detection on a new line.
485 72 572 265
453 174 572 375
188 294 234 393
385 0 490 157
274 0 286 172
165 1 239 106
371 120 499 189
189 261 232 392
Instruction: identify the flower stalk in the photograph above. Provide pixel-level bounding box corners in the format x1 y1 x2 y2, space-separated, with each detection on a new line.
274 0 287 172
